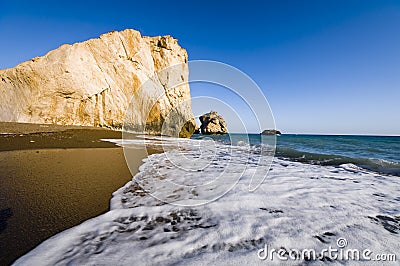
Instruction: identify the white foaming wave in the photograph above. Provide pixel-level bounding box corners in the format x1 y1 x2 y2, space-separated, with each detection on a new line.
102 136 211 149
15 139 400 265
339 163 366 173
101 138 182 150
102 136 275 161
129 140 273 206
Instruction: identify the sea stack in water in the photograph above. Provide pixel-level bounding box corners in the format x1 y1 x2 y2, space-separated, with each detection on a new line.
0 29 196 137
261 129 281 135
199 111 227 135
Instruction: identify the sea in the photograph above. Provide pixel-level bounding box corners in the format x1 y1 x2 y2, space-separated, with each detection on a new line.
15 134 400 265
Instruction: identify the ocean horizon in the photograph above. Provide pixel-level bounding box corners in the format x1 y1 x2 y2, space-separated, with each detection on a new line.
192 133 400 177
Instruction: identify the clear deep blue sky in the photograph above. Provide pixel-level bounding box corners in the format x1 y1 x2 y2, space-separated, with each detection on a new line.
1 0 399 135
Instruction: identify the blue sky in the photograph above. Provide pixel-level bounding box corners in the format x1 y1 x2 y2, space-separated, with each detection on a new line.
1 0 399 135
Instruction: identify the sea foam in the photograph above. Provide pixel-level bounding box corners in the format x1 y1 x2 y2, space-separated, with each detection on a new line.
15 137 400 265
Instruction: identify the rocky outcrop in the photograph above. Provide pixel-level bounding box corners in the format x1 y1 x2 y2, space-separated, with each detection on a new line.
261 129 281 135
199 111 227 135
0 29 195 137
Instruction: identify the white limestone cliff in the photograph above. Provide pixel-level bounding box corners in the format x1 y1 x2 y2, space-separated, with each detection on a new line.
0 29 195 137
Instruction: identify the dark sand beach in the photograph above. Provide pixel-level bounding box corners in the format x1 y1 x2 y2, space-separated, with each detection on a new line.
0 123 149 265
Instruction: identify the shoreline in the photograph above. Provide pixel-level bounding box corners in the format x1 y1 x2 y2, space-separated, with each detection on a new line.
14 135 400 265
0 123 153 265
3 123 399 264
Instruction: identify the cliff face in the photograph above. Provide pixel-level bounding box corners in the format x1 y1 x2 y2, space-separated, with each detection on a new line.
0 29 195 137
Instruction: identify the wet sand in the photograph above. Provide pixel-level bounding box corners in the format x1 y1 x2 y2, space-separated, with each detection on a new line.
0 122 151 265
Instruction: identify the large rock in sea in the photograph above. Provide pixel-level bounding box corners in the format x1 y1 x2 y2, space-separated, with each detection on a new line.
199 111 227 135
261 129 281 135
0 29 195 137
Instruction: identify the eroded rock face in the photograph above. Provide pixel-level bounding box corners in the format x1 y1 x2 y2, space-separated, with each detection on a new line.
199 111 227 135
0 29 195 137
